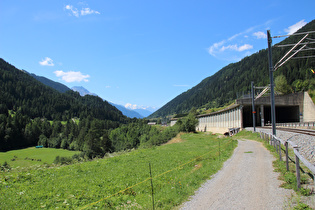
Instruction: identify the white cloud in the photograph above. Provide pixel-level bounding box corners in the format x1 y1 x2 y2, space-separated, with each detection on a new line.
125 103 158 112
125 103 148 110
208 40 225 56
81 8 100 16
54 70 90 82
284 20 307 35
208 29 255 57
253 31 267 39
238 44 253 51
65 4 100 18
39 57 54 66
228 26 255 41
125 103 138 110
219 44 253 52
65 5 79 17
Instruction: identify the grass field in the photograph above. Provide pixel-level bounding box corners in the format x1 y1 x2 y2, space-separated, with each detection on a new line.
0 147 80 168
0 132 237 209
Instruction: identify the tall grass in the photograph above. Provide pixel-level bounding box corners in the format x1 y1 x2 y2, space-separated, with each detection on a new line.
0 132 237 209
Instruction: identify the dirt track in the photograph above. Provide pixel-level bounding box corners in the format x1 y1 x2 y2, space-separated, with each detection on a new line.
181 139 293 210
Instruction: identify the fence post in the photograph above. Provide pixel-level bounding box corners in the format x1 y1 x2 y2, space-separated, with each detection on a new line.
285 142 289 171
273 136 275 149
278 140 282 161
219 140 221 161
149 163 155 210
294 147 301 190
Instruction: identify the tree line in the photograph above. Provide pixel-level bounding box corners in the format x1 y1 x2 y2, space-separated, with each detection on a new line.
0 57 199 158
0 108 198 158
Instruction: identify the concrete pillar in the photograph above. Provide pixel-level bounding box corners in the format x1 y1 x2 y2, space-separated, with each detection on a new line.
240 106 244 128
260 105 264 127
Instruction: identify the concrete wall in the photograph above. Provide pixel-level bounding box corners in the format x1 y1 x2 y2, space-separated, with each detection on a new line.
303 92 315 122
196 105 242 134
170 119 177 126
236 92 304 106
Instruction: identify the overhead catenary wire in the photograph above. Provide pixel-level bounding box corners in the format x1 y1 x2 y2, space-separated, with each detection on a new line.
274 44 307 71
275 41 315 48
291 55 315 59
272 30 315 38
255 86 270 100
274 34 309 69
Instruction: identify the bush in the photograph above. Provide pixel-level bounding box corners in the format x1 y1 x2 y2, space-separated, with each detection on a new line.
72 153 85 161
1 161 11 171
53 156 73 165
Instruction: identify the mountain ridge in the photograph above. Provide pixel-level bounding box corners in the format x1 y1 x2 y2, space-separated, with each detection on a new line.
28 73 146 118
149 20 315 118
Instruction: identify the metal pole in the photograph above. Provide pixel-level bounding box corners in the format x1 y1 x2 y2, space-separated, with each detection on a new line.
294 147 301 190
285 142 289 171
251 81 256 132
149 163 155 210
267 30 276 136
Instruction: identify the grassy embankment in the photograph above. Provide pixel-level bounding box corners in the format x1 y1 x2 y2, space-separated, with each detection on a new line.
0 132 237 209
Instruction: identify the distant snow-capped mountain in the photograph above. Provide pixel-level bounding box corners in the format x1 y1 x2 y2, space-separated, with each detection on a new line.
71 86 98 97
124 103 158 117
109 103 144 119
71 87 147 118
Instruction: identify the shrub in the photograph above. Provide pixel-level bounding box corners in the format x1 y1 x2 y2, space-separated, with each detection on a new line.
53 156 73 165
1 161 11 171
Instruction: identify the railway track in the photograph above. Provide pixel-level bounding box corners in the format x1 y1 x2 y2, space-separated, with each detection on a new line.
261 126 315 137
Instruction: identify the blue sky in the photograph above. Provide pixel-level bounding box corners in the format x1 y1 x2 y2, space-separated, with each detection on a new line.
0 1 314 111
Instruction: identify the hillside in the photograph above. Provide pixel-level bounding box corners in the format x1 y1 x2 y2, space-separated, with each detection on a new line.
0 58 128 151
149 20 315 118
30 73 71 93
0 58 184 156
70 86 145 118
0 58 126 122
29 72 153 119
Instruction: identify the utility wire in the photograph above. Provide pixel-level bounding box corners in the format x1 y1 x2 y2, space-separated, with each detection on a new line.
272 30 315 38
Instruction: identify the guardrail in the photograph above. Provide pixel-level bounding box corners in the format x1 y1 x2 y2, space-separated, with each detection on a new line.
276 122 315 128
259 132 315 189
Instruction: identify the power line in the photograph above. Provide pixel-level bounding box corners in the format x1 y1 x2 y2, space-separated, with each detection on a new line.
272 30 315 38
291 55 315 59
275 41 315 48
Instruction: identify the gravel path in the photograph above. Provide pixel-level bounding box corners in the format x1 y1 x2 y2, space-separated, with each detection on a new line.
181 139 293 210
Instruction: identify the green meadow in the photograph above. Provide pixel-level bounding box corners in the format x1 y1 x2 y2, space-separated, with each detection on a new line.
0 147 80 168
0 133 237 209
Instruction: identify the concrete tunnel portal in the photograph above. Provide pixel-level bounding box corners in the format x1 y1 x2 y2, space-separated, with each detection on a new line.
242 105 300 127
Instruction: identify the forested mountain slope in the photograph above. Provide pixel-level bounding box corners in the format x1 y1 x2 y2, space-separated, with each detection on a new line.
0 58 126 122
0 58 129 151
30 73 71 93
150 20 315 118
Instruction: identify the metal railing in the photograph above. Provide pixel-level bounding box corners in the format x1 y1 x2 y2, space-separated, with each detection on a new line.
259 132 315 189
276 122 315 128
